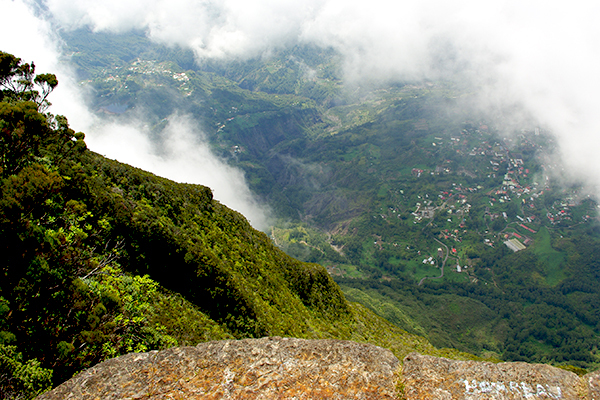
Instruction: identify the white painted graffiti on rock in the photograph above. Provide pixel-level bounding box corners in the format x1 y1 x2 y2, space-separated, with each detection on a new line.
464 379 563 398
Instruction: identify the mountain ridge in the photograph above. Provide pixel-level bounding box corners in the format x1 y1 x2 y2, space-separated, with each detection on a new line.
0 50 478 399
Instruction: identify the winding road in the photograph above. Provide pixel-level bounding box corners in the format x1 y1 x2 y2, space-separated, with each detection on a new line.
418 238 449 286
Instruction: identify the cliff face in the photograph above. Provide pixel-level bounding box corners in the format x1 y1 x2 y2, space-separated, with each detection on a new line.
37 337 600 400
402 353 594 400
37 337 399 400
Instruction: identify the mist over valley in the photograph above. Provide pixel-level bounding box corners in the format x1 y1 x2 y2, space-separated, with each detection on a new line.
3 1 600 394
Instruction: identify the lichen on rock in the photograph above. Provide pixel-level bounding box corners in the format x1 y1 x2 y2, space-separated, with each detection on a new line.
36 339 600 400
37 337 400 399
402 352 585 400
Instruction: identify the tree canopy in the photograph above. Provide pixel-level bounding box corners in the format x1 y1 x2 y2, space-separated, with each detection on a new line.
0 50 475 399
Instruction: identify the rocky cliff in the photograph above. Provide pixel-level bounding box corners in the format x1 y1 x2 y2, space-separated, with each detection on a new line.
402 353 596 400
38 337 600 400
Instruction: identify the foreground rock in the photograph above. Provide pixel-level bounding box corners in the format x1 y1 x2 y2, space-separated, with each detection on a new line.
38 338 600 399
37 337 399 399
584 369 600 400
402 353 585 399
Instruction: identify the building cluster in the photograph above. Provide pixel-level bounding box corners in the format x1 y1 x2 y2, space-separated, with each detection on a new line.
504 238 526 252
422 256 436 265
94 59 194 98
546 204 573 225
376 123 594 280
440 228 465 243
413 202 435 221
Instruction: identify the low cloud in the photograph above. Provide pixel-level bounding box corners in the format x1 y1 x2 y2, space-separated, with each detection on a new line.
6 0 600 205
87 114 271 229
0 0 270 230
45 0 321 59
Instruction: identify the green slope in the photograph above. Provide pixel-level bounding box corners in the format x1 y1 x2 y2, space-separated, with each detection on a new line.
56 30 600 372
56 31 600 370
0 51 480 399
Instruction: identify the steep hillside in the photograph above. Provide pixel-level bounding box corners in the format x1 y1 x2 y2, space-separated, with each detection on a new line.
0 52 480 399
59 29 600 371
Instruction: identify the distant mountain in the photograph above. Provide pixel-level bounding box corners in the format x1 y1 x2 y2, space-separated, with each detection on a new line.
0 51 481 399
55 28 600 373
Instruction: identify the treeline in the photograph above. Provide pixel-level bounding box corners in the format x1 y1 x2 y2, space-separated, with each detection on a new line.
339 235 600 370
0 51 351 398
0 50 480 400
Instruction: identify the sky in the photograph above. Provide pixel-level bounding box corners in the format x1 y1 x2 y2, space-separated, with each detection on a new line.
3 0 600 219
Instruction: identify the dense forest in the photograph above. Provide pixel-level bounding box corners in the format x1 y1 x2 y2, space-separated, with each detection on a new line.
3 27 584 374
57 29 600 371
4 23 600 395
0 51 482 399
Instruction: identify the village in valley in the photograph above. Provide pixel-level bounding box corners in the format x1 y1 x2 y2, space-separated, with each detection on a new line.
342 120 598 284
56 31 600 369
73 45 598 286
269 114 599 287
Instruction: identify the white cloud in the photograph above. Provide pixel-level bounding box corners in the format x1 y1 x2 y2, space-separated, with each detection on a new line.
45 0 320 59
0 0 270 230
6 0 600 205
87 114 271 229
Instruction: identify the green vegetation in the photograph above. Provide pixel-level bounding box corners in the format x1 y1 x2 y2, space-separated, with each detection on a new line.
58 29 600 371
0 345 52 400
4 27 599 396
0 51 481 398
532 227 566 286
